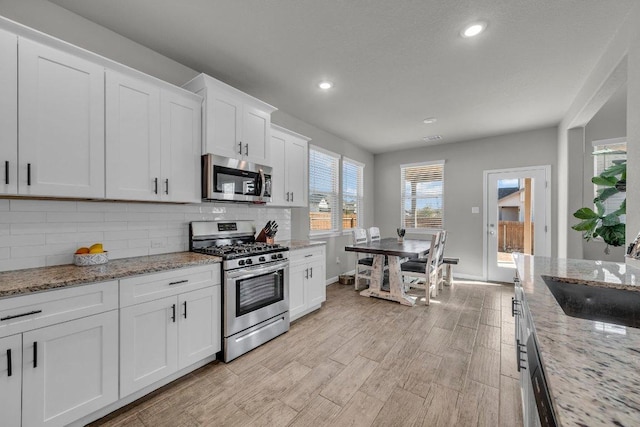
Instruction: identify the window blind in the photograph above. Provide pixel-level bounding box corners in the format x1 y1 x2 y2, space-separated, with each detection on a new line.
593 139 626 223
342 158 364 230
309 147 340 232
401 161 444 229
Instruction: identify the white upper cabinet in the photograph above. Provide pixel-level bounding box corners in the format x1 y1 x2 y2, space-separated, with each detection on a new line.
270 125 309 207
106 71 202 203
0 28 17 195
106 70 161 201
160 90 202 203
183 73 277 166
18 38 105 198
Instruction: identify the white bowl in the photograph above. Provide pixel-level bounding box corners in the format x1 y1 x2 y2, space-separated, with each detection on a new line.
74 251 108 266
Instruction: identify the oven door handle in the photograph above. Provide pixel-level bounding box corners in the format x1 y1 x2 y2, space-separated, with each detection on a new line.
226 261 288 280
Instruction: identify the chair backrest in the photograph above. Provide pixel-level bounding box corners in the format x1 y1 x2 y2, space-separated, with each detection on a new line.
437 230 447 265
368 227 381 242
353 228 368 245
425 231 442 274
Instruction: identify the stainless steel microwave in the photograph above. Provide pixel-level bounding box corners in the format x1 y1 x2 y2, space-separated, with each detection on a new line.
202 154 272 203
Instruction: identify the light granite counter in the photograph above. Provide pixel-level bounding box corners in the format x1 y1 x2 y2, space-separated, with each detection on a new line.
514 254 640 426
280 240 327 250
0 252 221 299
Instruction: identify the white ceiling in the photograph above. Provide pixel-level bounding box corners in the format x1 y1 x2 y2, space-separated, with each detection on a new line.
49 0 635 154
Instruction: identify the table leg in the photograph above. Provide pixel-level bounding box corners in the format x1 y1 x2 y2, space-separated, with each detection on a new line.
360 256 416 306
445 264 452 286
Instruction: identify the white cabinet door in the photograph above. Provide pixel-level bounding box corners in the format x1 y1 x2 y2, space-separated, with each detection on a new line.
207 91 242 159
0 334 21 427
287 137 307 207
0 29 17 195
22 311 118 427
307 257 326 307
242 105 271 165
269 130 288 205
106 70 161 201
18 38 105 198
289 262 308 321
120 296 178 397
178 286 220 368
161 90 201 203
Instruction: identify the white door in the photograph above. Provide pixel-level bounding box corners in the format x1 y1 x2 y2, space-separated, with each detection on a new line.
485 166 549 282
242 104 271 165
0 334 22 427
160 90 201 203
269 129 288 205
288 262 308 321
0 28 17 195
22 311 118 427
208 91 242 158
287 137 307 207
120 296 178 397
307 257 326 307
106 70 161 201
18 38 105 198
178 286 220 368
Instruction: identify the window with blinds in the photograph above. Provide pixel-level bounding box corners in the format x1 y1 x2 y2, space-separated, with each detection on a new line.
401 161 444 230
309 146 340 232
343 158 364 230
593 139 626 223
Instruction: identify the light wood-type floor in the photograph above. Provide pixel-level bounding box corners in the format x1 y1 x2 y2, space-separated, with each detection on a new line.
91 280 523 427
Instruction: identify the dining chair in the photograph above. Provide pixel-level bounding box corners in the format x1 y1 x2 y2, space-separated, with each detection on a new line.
368 226 381 242
400 231 442 305
353 228 373 290
436 230 448 292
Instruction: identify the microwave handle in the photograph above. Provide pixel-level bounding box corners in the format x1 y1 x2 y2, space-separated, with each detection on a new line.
258 169 265 198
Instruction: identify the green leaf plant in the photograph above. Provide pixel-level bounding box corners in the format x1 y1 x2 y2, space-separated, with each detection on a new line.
572 158 626 254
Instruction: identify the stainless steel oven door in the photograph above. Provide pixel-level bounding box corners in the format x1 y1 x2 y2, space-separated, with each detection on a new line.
224 260 289 337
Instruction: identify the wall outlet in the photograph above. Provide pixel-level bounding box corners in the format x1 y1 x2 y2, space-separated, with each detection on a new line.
471 207 480 214
336 257 341 264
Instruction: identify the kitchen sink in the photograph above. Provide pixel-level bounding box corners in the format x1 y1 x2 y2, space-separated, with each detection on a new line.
541 276 640 329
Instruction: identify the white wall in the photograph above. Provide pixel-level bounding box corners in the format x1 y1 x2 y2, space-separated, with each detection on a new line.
374 127 558 279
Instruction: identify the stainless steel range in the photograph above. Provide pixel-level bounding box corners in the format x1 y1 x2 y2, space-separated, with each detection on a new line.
190 220 289 362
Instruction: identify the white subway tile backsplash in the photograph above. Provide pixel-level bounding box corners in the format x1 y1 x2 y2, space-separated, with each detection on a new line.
0 199 291 272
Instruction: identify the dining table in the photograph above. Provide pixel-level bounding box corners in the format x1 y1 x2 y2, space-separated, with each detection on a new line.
345 237 432 306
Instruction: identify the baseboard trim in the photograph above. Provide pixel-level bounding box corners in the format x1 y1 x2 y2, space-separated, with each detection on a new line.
453 273 486 281
326 275 339 285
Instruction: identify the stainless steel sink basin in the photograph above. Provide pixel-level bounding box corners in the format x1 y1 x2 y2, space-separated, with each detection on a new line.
541 275 640 329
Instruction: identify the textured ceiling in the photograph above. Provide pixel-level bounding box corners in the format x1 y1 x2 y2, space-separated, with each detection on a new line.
49 0 635 153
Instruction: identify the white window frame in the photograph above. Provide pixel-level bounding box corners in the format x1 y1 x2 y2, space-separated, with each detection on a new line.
308 145 341 237
342 157 364 233
400 159 445 233
592 137 626 223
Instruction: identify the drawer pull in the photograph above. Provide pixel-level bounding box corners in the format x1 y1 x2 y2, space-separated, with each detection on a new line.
304 254 314 258
1 309 42 321
33 341 37 368
171 304 176 323
6 349 12 377
168 279 189 286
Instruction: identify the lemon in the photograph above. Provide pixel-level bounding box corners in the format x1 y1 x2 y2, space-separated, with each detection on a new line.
89 247 104 254
89 243 103 252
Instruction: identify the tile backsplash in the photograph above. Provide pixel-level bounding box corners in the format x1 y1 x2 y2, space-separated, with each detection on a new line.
0 199 291 272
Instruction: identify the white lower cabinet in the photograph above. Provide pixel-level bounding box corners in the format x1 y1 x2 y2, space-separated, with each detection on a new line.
119 266 221 398
289 245 326 321
0 334 22 427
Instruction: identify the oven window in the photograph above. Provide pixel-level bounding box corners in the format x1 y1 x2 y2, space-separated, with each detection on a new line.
236 269 284 317
215 166 258 196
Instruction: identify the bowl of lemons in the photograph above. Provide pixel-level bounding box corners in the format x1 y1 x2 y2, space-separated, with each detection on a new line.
74 243 108 266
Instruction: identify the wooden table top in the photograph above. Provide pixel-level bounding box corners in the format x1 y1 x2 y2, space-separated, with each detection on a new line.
344 237 431 258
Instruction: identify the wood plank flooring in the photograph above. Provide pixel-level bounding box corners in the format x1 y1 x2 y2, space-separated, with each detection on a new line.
91 280 523 427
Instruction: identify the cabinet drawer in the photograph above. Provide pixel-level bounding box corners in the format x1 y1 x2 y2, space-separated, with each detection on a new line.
0 281 118 338
290 246 325 265
120 265 221 307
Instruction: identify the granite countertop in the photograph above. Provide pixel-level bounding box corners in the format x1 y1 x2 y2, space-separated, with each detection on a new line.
280 240 327 250
0 252 221 299
514 254 640 426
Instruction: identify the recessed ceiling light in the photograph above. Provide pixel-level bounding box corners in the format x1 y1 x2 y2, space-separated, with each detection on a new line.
461 22 486 38
423 135 443 142
423 117 437 124
318 81 333 90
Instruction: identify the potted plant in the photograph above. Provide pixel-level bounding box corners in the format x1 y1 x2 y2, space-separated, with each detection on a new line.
572 157 626 254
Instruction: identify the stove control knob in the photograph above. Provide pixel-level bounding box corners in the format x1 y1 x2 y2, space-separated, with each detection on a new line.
238 260 245 266
259 256 266 262
271 254 278 260
277 253 283 259
246 259 253 265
